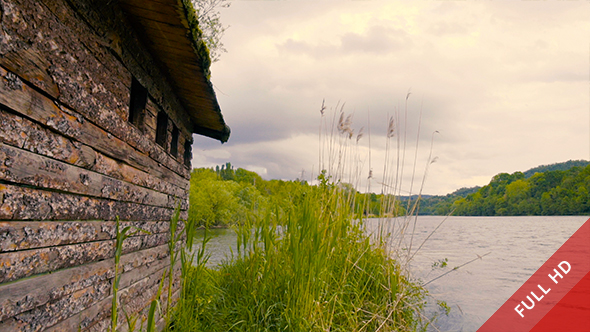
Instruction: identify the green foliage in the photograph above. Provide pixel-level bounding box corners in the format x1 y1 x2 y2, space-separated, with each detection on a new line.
110 218 150 332
110 205 197 331
188 168 243 227
412 161 590 216
146 275 165 332
171 95 439 331
431 258 448 269
442 165 590 216
191 0 230 63
523 159 590 178
169 179 426 331
402 187 480 216
437 300 451 316
189 164 406 229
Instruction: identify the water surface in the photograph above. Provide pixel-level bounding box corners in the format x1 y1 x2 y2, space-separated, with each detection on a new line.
368 216 588 331
195 216 588 331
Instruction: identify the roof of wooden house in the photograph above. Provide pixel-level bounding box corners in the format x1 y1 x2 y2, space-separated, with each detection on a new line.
119 0 230 143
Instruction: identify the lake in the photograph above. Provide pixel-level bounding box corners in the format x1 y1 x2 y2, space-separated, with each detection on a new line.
195 215 588 331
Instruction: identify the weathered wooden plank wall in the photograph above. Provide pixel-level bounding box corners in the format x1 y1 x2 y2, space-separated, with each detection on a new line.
0 0 197 330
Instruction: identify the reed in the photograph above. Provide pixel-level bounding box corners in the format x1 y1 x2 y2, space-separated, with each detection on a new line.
110 218 150 332
164 99 439 331
167 184 426 331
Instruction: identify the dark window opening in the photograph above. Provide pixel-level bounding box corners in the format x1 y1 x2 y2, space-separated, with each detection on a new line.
128 77 148 128
171 125 179 157
156 111 168 148
184 140 192 167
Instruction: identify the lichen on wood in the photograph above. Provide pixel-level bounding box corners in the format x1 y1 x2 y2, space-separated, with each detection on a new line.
0 143 187 209
0 183 187 221
0 220 175 252
0 66 190 181
0 243 173 322
0 107 188 197
0 0 206 329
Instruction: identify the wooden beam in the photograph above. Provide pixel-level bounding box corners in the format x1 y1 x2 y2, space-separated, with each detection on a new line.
0 230 173 284
0 220 177 253
0 242 175 326
0 183 187 221
0 69 190 181
0 143 186 209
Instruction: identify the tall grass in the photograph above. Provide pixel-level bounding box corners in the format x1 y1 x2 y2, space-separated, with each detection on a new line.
165 99 437 331
110 218 150 332
168 183 426 331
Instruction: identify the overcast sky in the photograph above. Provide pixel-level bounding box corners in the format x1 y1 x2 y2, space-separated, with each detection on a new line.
191 0 590 195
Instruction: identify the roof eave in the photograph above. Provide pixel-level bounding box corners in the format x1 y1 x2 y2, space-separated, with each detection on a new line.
118 0 230 143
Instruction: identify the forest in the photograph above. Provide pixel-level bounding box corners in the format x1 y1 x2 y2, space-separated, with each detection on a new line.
417 160 590 216
190 160 590 227
189 162 406 227
181 162 426 331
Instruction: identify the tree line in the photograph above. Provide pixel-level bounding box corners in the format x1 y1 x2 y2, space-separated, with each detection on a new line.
190 161 589 224
418 161 590 216
189 163 406 227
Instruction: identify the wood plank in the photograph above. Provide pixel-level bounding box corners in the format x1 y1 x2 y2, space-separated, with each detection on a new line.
0 107 96 169
122 0 181 7
0 47 60 99
110 263 181 332
0 243 172 322
93 150 187 197
120 0 181 19
139 34 197 58
0 220 177 252
55 0 196 137
1 0 130 121
42 261 181 332
120 15 187 38
0 280 112 331
120 3 184 27
41 0 213 145
0 68 190 181
55 298 111 332
144 100 157 131
139 23 194 45
0 109 188 197
51 264 181 332
118 264 180 318
0 143 186 210
0 183 187 221
0 231 172 284
0 1 197 171
16 263 180 332
0 246 182 331
39 0 132 97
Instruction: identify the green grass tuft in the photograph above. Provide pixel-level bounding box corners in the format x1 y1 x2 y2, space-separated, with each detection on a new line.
167 184 426 331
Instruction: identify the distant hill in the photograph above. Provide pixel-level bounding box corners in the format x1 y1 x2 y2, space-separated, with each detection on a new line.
416 160 590 215
407 186 480 215
523 160 589 178
449 186 481 197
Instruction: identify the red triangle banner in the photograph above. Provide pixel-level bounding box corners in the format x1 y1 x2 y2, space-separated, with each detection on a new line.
478 218 590 332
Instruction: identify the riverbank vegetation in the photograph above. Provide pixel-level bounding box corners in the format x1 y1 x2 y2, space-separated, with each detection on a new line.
172 174 426 331
170 100 440 331
415 160 590 216
188 162 406 228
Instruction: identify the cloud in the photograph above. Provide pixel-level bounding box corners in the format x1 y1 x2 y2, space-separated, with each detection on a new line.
427 21 469 36
198 1 590 195
278 25 412 58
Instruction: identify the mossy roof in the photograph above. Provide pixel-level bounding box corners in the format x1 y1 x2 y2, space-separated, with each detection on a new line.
118 0 230 143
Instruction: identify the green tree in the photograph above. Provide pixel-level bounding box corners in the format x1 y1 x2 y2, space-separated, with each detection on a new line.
189 168 240 226
192 0 230 62
504 179 530 215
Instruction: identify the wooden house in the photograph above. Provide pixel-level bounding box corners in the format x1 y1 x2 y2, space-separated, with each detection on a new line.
0 0 229 330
